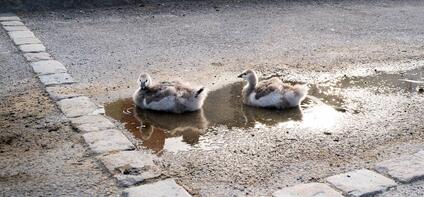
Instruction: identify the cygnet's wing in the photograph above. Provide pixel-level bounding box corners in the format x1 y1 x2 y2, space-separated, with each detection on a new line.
144 83 177 104
254 77 284 100
173 82 197 99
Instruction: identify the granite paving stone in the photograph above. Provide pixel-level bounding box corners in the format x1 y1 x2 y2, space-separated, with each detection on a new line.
12 37 41 45
0 13 21 21
31 60 67 75
82 129 135 154
69 115 115 132
18 44 46 53
39 73 75 86
100 151 161 187
375 150 424 183
1 21 24 26
122 179 191 197
273 183 343 197
23 52 52 62
8 31 35 39
57 96 101 118
45 85 82 101
326 169 397 197
3 25 29 32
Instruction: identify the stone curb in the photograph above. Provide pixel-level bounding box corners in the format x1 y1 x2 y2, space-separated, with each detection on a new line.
8 30 35 39
24 52 52 62
31 60 67 75
273 183 343 197
375 150 424 183
82 129 135 154
3 25 29 32
39 72 75 86
69 115 115 132
1 13 192 196
122 179 192 197
45 85 82 101
1 21 24 26
13 37 42 46
326 169 397 197
0 13 21 21
18 44 46 53
57 96 102 118
99 151 162 187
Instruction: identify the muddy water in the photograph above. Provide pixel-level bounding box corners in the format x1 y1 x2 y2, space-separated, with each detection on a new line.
105 67 423 153
105 81 347 153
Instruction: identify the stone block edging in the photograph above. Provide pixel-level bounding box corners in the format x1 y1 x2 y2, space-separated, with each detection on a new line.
326 169 397 197
375 150 424 183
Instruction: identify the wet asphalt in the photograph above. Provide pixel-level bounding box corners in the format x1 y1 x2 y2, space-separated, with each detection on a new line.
14 0 424 196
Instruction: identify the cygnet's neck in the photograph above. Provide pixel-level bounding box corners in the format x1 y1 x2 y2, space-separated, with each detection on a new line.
247 73 258 88
243 74 257 101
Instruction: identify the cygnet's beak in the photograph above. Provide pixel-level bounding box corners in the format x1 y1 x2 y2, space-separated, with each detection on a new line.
237 74 243 78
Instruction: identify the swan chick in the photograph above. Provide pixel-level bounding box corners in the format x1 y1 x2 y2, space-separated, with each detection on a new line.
238 69 308 109
133 73 208 113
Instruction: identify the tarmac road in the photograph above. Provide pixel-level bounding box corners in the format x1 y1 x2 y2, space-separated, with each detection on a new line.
21 0 424 102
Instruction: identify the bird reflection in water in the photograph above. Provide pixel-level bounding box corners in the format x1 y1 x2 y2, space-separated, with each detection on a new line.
133 107 208 153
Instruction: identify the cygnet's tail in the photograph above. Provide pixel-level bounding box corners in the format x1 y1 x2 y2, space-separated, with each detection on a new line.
195 87 205 98
293 84 309 101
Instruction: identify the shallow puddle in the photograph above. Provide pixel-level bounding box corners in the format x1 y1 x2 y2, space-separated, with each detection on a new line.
104 67 423 153
105 81 347 153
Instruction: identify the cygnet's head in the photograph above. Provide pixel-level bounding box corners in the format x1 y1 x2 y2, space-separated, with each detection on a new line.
137 73 152 89
238 69 257 82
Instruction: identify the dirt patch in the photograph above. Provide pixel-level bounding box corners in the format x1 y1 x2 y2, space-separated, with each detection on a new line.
0 78 118 196
0 28 118 196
